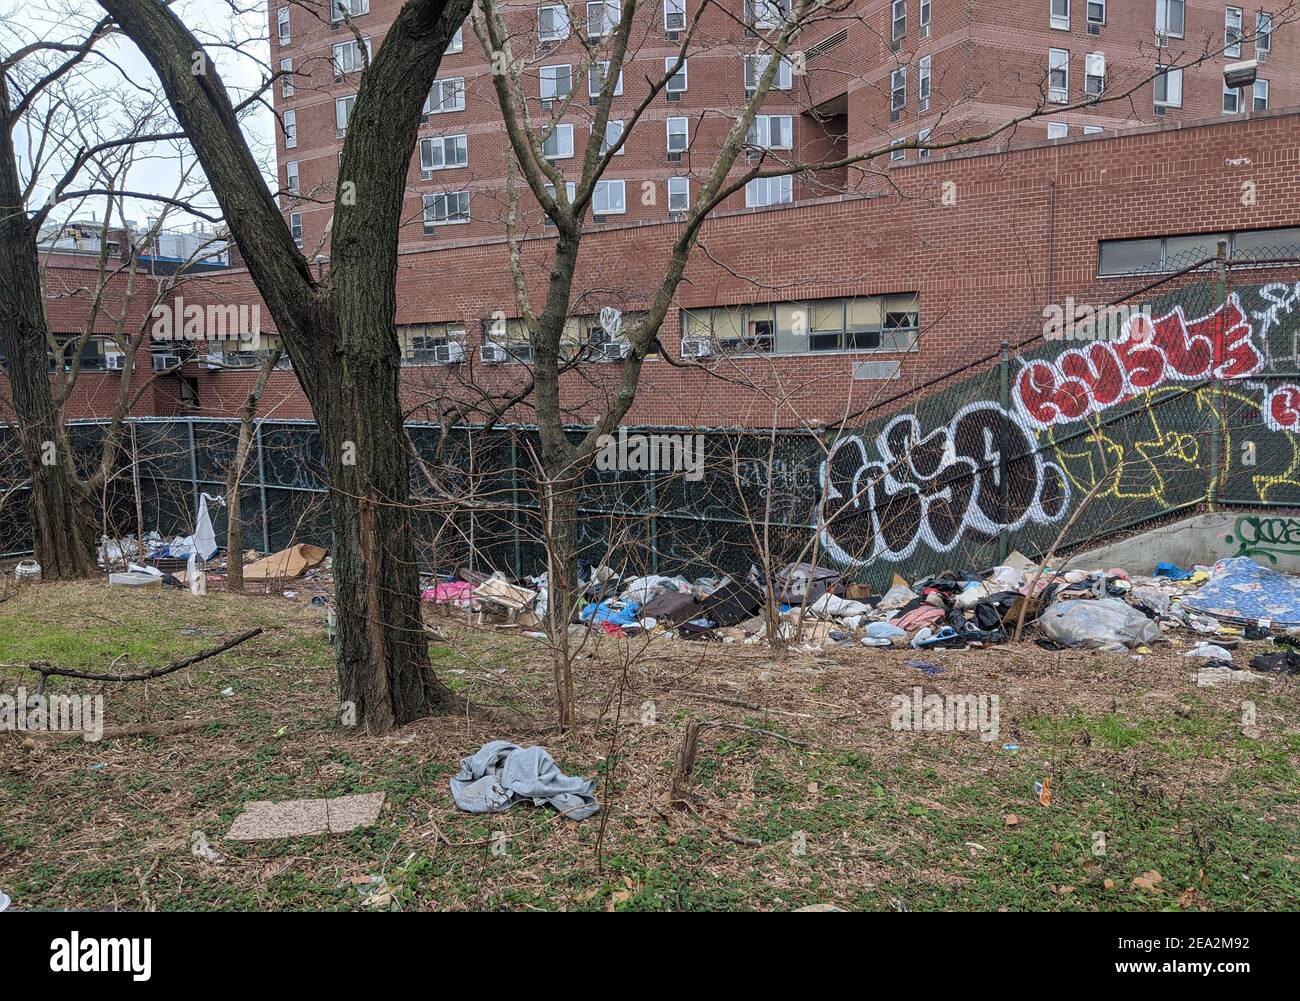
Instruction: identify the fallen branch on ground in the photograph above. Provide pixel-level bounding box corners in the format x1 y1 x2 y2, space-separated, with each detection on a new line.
21 628 263 688
17 719 222 743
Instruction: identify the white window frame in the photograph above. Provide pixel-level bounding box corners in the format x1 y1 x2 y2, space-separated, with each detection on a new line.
1254 78 1270 110
283 108 297 148
745 175 792 208
599 119 625 155
279 58 294 98
1086 0 1105 25
542 123 575 160
1223 80 1241 114
1084 52 1105 96
586 1 618 38
1257 12 1273 54
749 0 790 30
1225 7 1243 58
289 211 303 246
1050 0 1070 32
330 0 369 24
918 55 931 111
540 64 573 101
335 95 356 136
747 114 793 150
446 26 463 54
917 126 931 158
1154 64 1182 107
420 134 468 173
920 0 931 37
744 53 793 92
422 191 470 227
665 57 688 93
665 0 686 31
891 0 906 41
1046 122 1068 139
425 77 465 114
1048 48 1069 103
589 61 624 97
332 37 370 78
593 179 626 215
1156 0 1184 40
285 160 299 195
277 6 290 44
538 5 571 42
543 180 577 225
667 176 690 212
890 138 906 162
1083 124 1104 134
666 116 689 153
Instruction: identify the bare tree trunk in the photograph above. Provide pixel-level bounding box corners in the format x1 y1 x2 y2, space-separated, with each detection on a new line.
225 349 280 593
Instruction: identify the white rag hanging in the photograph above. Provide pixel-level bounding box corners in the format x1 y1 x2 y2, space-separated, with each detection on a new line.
194 493 225 561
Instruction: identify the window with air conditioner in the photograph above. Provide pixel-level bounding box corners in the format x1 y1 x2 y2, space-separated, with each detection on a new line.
891 0 906 41
918 55 931 111
1084 51 1105 96
290 212 303 247
277 6 290 44
1086 1 1105 25
538 5 571 41
891 66 906 112
1154 64 1182 107
747 114 793 149
598 120 625 155
666 117 689 153
283 109 297 148
587 1 618 37
1225 7 1243 57
424 77 465 114
1048 48 1069 102
285 160 299 196
446 27 463 54
335 95 356 136
920 0 931 37
665 57 688 94
589 62 624 97
542 123 574 160
332 38 370 78
745 175 792 207
667 176 690 213
540 64 573 101
421 134 468 173
1257 12 1273 54
1156 0 1184 40
280 59 294 98
330 0 368 24
744 53 793 92
400 322 465 365
1050 0 1069 31
1254 78 1270 110
422 191 470 229
665 0 686 31
593 179 626 215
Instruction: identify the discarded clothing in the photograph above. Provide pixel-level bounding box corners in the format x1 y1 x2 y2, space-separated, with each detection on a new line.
1038 598 1164 652
1181 557 1300 629
1153 562 1194 581
449 741 599 820
641 589 700 624
423 580 475 606
892 604 947 632
581 600 640 627
1249 649 1300 675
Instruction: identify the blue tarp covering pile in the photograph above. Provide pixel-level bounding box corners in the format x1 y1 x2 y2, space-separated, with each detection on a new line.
1181 557 1300 629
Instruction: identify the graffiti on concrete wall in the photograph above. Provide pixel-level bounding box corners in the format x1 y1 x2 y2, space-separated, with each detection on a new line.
1224 515 1300 564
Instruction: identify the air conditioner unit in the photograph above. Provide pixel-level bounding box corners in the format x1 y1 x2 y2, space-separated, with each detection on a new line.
1087 22 1100 35
434 342 465 364
680 337 713 358
600 340 631 361
105 351 128 371
197 353 223 370
479 342 508 364
151 353 182 371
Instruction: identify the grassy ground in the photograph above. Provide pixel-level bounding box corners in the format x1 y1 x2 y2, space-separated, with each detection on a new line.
1 580 1298 911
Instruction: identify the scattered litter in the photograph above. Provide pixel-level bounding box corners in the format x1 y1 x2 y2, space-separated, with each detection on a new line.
1002 744 1021 752
907 659 943 677
1182 557 1300 629
450 740 598 820
1036 777 1053 807
14 560 41 583
1194 667 1266 688
219 687 234 697
226 792 386 841
0 889 9 911
1181 642 1235 661
241 544 328 582
1038 598 1163 651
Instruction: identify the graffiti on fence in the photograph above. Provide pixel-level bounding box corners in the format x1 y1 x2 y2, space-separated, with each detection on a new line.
1263 383 1300 432
1251 282 1300 367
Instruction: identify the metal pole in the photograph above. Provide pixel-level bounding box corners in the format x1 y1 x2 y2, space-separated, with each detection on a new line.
998 340 1011 563
1208 239 1228 512
255 421 270 552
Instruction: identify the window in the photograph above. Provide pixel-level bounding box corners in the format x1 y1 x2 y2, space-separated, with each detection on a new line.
1154 65 1182 107
918 55 931 110
1083 124 1103 133
1254 78 1270 110
687 294 918 355
1232 226 1300 260
665 0 686 31
667 176 690 212
1257 12 1273 54
747 114 793 149
593 179 626 215
424 77 465 114
332 38 370 77
422 191 470 228
290 211 303 246
285 160 299 195
1156 0 1184 40
1084 52 1105 96
335 95 356 136
665 57 688 93
748 0 790 30
890 138 906 161
1047 122 1068 138
330 0 368 23
540 64 573 101
744 54 793 91
891 67 906 112
892 0 906 41
1225 7 1243 57
399 322 465 364
917 126 931 158
1050 0 1069 31
920 0 931 37
1223 80 1241 114
587 1 618 37
589 61 624 97
543 180 577 226
280 58 294 98
421 134 469 172
538 5 570 41
277 6 290 44
1087 1 1105 25
745 175 792 207
598 120 625 155
283 109 297 148
1048 48 1068 102
542 123 574 159
666 117 689 153
445 27 463 54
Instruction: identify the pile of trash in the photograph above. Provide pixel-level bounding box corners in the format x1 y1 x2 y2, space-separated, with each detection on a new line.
420 552 1300 660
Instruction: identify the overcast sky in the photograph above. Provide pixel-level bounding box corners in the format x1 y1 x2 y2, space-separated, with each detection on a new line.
4 0 276 230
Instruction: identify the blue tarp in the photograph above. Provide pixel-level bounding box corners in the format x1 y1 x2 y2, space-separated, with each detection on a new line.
1181 557 1300 628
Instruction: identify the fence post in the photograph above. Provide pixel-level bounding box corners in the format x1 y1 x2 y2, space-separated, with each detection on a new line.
1208 240 1229 512
998 340 1011 563
255 422 270 553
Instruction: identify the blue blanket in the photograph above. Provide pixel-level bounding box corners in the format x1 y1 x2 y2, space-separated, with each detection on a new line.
1181 557 1300 628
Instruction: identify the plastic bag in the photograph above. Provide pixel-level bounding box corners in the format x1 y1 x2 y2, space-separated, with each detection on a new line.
876 583 915 611
1038 598 1163 652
